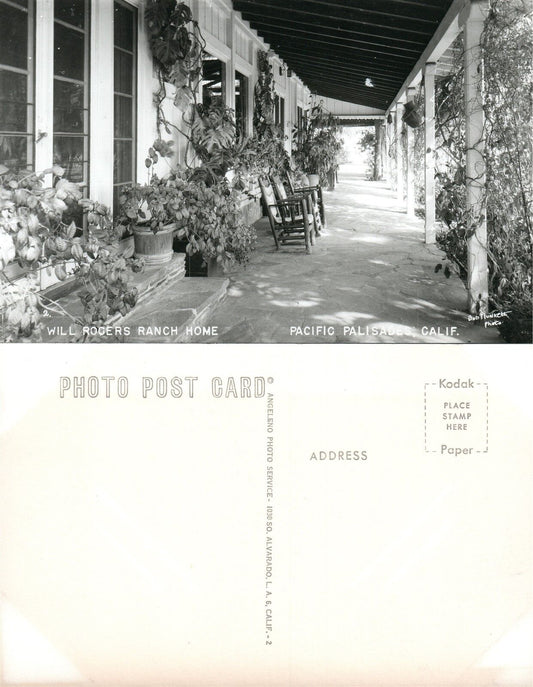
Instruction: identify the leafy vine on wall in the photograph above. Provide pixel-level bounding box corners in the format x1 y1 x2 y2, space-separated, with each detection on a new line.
434 0 532 341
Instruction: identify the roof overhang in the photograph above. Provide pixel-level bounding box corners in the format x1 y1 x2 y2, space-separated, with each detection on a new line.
232 0 457 110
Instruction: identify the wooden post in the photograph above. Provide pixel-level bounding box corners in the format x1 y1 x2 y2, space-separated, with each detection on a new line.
424 62 437 243
373 122 383 180
384 117 391 185
395 102 404 204
462 0 489 314
227 12 236 112
388 110 396 190
380 122 387 181
406 86 416 217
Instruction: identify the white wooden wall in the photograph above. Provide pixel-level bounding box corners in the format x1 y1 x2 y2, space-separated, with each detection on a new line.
84 0 311 207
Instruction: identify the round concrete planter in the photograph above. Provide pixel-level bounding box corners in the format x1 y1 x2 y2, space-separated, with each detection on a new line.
307 173 320 186
133 224 174 266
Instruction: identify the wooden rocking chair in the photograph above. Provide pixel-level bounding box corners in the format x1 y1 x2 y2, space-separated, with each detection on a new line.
286 171 327 228
259 176 314 254
271 174 322 237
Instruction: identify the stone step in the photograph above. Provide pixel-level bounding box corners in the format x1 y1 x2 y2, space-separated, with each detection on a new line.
39 254 228 342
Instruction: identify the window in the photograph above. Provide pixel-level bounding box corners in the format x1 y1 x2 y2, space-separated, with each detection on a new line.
202 53 225 107
0 0 35 171
296 105 304 143
274 94 285 128
53 0 90 185
113 0 137 213
234 71 248 136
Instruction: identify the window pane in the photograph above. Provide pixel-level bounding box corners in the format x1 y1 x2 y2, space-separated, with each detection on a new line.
114 49 133 95
114 95 132 138
202 54 225 107
114 3 134 52
54 23 85 80
54 0 85 28
54 80 84 132
53 136 84 182
114 140 133 185
114 1 136 202
235 71 248 135
0 70 27 132
0 135 29 169
0 3 27 70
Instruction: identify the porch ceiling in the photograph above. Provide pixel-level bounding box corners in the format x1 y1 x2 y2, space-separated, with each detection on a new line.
232 0 455 110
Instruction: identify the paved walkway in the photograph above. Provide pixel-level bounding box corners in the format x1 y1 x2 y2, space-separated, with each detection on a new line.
192 165 500 343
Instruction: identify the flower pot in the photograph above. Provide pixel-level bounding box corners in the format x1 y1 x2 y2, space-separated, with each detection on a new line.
307 173 320 187
402 101 423 128
133 224 174 265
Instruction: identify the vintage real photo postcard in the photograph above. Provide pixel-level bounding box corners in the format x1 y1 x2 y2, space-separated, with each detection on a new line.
0 0 530 345
1 0 532 685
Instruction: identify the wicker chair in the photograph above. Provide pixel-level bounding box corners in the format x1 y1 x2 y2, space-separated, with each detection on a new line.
286 171 327 229
258 176 314 254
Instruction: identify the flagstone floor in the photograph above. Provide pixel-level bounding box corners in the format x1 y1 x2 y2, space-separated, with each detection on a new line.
190 164 500 344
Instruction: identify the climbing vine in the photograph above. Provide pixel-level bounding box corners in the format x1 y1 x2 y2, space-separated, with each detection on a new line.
145 0 205 128
251 50 290 176
434 0 532 341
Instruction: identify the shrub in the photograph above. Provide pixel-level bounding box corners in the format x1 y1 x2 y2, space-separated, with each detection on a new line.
0 165 142 342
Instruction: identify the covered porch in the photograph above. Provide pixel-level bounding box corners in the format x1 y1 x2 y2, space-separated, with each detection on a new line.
120 163 499 343
1 0 530 344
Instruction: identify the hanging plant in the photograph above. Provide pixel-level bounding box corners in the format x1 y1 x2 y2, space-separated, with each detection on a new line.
402 100 423 128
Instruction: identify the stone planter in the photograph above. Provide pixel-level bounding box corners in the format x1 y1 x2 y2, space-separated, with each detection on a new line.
133 223 174 266
307 173 320 187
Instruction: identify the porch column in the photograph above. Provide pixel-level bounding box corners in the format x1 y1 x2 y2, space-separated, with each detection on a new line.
374 122 383 180
227 12 236 111
380 122 387 181
384 117 390 185
462 0 489 314
395 102 404 204
424 62 437 243
406 86 416 217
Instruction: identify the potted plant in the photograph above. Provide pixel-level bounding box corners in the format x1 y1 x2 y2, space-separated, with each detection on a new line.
115 140 179 266
116 180 176 265
292 102 343 187
167 170 256 275
402 100 423 128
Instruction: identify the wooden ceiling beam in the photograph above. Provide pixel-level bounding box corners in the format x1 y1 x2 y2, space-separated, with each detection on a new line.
284 62 403 87
234 1 435 37
262 32 417 60
243 21 422 55
276 49 409 77
236 0 439 26
232 10 427 48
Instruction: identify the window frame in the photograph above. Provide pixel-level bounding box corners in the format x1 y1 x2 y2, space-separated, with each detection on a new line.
52 0 91 189
112 0 138 213
0 0 35 171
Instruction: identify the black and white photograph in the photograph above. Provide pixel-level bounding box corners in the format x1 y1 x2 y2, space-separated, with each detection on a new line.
0 0 530 343
0 2 532 687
